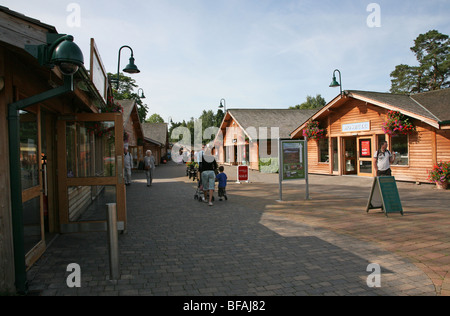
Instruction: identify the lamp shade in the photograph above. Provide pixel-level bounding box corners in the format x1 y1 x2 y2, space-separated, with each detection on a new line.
123 56 140 74
51 36 84 75
329 76 340 88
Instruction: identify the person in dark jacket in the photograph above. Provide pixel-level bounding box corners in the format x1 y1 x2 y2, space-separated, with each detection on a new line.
200 145 218 206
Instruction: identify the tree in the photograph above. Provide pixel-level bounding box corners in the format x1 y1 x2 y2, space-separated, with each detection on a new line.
146 113 165 124
108 72 149 122
289 94 326 109
390 30 450 94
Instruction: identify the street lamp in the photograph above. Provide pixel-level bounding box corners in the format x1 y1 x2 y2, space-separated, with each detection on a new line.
219 98 227 112
26 34 84 75
137 88 146 99
116 45 140 90
329 69 343 96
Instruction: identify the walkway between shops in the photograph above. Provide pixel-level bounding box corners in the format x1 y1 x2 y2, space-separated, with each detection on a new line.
27 162 450 296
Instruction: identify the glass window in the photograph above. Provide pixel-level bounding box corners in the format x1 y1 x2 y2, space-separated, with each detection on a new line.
20 111 39 190
391 134 409 166
23 196 42 253
319 138 329 163
66 121 116 177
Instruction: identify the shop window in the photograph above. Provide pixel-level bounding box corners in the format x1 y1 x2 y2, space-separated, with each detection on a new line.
20 110 39 190
391 134 409 166
319 138 329 163
66 121 116 178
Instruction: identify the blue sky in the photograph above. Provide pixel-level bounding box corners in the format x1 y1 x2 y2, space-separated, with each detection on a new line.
2 0 450 123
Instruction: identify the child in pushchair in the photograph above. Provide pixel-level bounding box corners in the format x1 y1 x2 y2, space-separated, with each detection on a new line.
194 178 214 202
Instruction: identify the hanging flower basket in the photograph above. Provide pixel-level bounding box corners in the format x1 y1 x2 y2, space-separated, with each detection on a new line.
382 111 416 136
303 120 326 140
428 161 450 190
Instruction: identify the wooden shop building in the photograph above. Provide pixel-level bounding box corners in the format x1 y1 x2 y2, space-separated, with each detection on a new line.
290 89 450 182
0 7 127 293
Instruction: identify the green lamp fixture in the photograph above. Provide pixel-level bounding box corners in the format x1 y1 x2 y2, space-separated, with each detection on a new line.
329 69 343 96
116 45 140 89
26 34 84 76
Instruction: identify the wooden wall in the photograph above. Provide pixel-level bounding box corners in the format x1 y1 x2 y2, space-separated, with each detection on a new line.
305 98 450 183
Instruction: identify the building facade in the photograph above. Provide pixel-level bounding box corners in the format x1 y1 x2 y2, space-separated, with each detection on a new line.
290 90 450 182
0 7 126 293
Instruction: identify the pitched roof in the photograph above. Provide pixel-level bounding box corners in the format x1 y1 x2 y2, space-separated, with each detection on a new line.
410 89 450 122
227 108 320 139
142 123 168 146
290 88 450 138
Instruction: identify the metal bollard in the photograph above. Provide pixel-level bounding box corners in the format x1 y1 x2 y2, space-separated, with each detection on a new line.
106 203 120 280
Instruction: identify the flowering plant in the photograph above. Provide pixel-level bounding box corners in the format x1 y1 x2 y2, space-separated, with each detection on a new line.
382 111 416 136
428 161 450 184
303 120 326 140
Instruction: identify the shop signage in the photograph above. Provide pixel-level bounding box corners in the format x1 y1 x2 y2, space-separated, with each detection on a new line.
360 140 371 157
342 122 370 133
366 176 404 216
237 165 249 183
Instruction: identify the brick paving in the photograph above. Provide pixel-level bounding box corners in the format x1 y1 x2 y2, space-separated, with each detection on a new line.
27 162 450 296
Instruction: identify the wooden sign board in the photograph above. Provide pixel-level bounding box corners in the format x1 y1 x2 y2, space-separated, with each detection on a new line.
366 176 404 217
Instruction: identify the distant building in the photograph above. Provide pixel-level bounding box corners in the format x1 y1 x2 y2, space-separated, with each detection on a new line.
216 109 319 171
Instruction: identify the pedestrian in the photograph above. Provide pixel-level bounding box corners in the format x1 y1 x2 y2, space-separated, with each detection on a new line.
200 144 218 206
373 141 396 177
144 150 156 187
216 166 228 201
124 147 133 185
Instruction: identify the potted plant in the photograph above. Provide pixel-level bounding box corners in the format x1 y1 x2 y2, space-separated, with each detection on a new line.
303 120 326 140
428 161 450 190
382 111 416 136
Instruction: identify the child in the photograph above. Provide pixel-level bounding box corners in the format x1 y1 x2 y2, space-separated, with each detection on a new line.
216 166 228 201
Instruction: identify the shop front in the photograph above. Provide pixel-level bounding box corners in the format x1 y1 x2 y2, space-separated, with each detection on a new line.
0 7 127 293
291 90 450 182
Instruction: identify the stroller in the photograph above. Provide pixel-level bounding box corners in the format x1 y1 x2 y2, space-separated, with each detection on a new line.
194 177 214 202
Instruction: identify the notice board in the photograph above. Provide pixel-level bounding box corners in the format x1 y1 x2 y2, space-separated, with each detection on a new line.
366 176 403 216
280 140 306 181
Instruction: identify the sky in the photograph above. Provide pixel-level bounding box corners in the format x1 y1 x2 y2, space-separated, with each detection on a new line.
2 0 449 124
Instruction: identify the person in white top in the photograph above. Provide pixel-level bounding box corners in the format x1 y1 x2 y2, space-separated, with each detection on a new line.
373 141 395 176
124 147 133 185
144 150 156 187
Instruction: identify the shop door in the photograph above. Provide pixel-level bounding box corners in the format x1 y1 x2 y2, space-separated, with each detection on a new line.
20 108 46 268
57 113 126 233
357 137 374 177
343 137 357 175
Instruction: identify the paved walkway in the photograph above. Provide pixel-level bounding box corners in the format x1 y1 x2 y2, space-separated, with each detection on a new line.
27 162 450 296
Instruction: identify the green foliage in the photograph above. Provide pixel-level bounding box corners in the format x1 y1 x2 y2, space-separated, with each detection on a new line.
290 94 326 109
146 113 165 124
390 30 450 94
108 72 149 122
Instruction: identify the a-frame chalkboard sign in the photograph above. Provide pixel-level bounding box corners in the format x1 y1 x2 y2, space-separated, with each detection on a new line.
366 176 404 217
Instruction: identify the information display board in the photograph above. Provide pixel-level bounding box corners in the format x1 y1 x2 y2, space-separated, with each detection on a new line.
366 176 404 216
278 139 309 201
280 140 306 181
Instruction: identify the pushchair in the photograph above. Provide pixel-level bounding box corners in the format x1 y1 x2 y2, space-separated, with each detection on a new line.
194 177 214 202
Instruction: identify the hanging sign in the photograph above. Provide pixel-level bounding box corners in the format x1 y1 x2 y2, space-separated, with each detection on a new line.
366 176 404 216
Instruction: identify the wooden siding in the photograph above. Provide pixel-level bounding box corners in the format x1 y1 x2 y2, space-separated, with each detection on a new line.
437 130 450 161
304 98 450 183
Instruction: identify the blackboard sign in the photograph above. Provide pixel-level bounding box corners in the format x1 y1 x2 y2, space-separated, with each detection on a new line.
366 177 403 216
